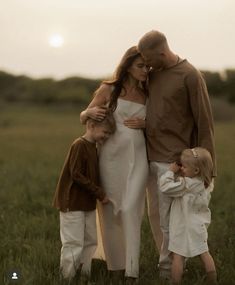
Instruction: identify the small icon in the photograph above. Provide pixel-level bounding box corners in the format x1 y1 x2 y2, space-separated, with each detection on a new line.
8 270 21 282
11 272 18 280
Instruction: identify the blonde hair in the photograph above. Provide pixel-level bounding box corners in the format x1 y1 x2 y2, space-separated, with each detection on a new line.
86 110 116 134
181 147 213 188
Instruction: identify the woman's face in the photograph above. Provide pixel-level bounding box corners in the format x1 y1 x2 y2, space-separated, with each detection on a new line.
127 56 149 82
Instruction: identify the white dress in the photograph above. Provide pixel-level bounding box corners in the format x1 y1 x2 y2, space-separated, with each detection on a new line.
96 98 148 278
159 171 212 258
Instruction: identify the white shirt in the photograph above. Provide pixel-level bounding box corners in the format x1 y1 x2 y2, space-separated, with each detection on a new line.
160 171 213 257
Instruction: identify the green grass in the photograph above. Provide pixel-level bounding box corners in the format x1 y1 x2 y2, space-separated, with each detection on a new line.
0 103 235 285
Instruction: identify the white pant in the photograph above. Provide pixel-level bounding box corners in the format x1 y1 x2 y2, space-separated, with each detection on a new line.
147 162 172 271
146 168 162 253
60 210 97 279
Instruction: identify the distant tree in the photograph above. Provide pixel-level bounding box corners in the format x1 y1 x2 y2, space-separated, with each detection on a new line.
2 69 233 105
224 69 235 103
57 77 101 104
0 71 102 104
201 70 225 97
30 78 57 103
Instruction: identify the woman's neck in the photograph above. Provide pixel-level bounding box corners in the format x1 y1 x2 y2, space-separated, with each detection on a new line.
123 77 138 90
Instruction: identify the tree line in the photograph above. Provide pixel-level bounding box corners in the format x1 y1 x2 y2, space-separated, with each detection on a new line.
0 69 235 105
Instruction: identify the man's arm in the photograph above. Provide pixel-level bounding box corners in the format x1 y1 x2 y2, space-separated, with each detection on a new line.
186 70 217 176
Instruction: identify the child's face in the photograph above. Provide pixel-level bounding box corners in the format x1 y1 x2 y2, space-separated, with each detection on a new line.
92 125 111 144
180 158 199 178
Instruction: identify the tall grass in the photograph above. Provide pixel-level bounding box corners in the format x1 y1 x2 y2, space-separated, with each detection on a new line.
0 103 234 284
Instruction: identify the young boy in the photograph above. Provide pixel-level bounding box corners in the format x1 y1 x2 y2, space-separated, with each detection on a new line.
53 113 116 281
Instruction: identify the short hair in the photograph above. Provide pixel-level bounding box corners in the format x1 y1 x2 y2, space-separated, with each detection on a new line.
87 110 116 134
181 147 213 188
138 30 167 52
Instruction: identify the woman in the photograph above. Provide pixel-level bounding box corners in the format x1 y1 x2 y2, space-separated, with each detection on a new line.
80 46 149 281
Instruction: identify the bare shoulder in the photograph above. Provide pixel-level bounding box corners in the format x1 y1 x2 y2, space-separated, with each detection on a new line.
96 83 113 101
88 83 113 107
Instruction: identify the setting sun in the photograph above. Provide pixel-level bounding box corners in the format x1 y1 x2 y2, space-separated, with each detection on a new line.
49 34 64 48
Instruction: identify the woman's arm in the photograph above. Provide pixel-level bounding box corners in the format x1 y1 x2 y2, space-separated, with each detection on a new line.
80 84 111 124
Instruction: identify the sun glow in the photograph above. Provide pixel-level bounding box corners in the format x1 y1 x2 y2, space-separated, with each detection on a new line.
49 34 64 48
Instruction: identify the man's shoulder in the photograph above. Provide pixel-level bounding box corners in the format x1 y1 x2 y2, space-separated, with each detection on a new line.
149 60 199 77
180 60 205 86
180 60 200 75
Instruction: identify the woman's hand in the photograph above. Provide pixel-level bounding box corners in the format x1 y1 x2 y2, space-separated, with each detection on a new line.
87 106 107 121
123 118 146 129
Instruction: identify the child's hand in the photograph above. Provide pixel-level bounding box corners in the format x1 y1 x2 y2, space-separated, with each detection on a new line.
169 162 181 173
101 196 109 204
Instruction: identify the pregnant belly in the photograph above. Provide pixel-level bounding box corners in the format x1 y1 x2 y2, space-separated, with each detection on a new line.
99 130 146 164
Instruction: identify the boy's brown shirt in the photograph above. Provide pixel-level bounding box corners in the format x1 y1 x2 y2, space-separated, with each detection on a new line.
53 137 105 212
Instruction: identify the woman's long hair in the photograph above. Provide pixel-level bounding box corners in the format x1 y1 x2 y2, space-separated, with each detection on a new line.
102 46 148 111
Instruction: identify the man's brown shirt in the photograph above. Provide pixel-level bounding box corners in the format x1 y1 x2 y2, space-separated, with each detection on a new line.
146 59 216 175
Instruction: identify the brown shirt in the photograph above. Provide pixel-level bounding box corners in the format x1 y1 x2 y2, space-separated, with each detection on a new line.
146 59 216 176
53 137 105 212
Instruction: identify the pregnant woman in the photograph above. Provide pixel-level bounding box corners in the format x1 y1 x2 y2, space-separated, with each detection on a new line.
80 46 149 282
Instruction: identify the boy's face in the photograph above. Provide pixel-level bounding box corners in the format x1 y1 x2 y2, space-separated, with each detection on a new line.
92 125 112 144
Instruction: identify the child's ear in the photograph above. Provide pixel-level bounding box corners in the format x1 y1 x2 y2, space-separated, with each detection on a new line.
87 120 95 130
194 167 199 174
89 121 95 128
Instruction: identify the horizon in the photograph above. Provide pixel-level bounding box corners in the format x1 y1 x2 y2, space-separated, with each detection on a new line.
0 66 232 81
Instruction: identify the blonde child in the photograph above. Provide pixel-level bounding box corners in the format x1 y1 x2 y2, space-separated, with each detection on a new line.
53 114 115 281
159 147 217 284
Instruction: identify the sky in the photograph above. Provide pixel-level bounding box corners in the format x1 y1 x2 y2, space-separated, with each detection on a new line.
0 0 235 79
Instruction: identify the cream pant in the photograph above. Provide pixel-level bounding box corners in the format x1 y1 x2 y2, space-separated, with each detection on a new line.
147 162 172 271
60 210 97 279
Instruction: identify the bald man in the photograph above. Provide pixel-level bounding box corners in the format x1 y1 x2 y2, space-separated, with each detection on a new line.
138 30 216 279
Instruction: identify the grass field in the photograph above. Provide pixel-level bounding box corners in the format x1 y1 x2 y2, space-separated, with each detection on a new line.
0 103 235 285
